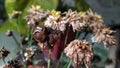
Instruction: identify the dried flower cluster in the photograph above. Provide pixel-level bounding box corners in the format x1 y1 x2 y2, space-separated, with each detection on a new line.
26 6 116 46
33 26 47 49
44 9 87 32
63 10 86 31
92 28 116 46
26 5 48 28
25 6 105 32
82 10 117 46
33 26 59 49
25 6 117 68
85 10 104 32
44 9 103 32
64 40 93 68
33 26 46 43
0 47 10 59
24 47 36 60
44 10 67 32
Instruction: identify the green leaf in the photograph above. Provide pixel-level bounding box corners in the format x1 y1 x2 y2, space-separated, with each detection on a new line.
0 32 21 66
27 0 58 10
92 43 108 67
0 19 17 33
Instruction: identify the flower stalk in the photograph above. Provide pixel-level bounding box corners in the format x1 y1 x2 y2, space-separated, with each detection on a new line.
48 49 52 68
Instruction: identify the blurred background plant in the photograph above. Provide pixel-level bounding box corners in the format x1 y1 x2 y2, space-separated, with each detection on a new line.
0 0 119 68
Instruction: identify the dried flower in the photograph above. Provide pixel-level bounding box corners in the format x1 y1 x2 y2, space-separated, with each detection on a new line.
33 26 47 43
33 26 49 49
26 5 48 28
64 9 86 32
92 28 116 46
10 10 21 18
70 21 86 32
26 18 37 28
33 26 59 49
44 10 67 32
64 40 93 68
86 9 104 32
44 16 67 32
24 47 36 60
0 47 10 59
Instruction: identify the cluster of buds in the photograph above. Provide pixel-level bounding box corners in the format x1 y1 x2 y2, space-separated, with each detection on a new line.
24 47 36 60
64 40 93 68
26 5 48 28
92 28 117 47
0 47 10 59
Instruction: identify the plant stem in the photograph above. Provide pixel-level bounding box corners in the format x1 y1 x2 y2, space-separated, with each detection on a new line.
67 60 72 68
66 31 80 68
12 33 23 50
56 52 63 68
2 58 6 64
82 31 88 40
75 31 80 39
84 62 90 68
28 28 33 47
48 49 51 68
12 32 23 58
64 26 70 47
15 17 24 54
56 26 70 68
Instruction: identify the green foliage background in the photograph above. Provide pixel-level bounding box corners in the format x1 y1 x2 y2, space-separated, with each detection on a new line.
0 0 58 35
